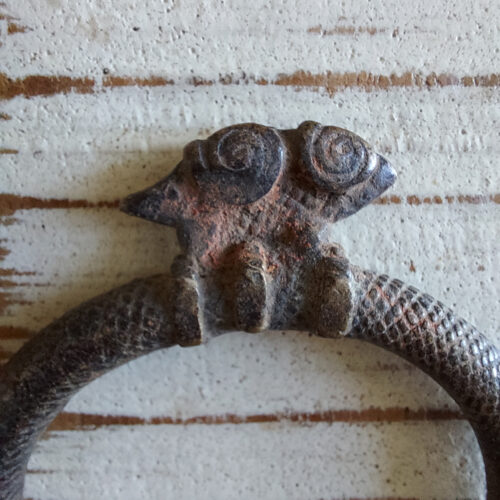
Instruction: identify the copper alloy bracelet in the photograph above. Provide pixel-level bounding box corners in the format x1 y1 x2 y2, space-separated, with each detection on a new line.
0 122 498 499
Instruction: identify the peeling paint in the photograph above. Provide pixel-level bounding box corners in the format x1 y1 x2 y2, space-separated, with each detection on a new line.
0 217 19 226
103 75 174 87
0 244 10 261
7 22 29 34
0 71 498 100
0 74 95 99
0 194 119 216
0 268 36 277
0 289 31 314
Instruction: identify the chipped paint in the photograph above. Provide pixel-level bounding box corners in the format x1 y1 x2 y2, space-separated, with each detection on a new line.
0 194 119 216
0 74 95 99
7 22 29 35
102 75 174 87
47 407 463 432
0 71 498 100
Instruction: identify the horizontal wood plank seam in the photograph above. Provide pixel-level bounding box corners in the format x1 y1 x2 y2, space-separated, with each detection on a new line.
0 71 498 100
0 193 498 217
46 408 463 432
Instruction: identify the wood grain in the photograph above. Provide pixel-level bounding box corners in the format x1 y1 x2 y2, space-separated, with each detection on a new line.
48 407 464 432
1 71 498 100
25 420 484 498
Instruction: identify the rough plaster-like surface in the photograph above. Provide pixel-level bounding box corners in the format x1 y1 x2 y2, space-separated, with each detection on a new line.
0 0 498 498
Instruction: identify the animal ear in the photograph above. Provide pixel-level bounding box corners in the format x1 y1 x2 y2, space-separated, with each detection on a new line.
192 123 285 205
299 121 377 192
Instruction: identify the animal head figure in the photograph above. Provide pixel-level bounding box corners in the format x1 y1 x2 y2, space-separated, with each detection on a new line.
122 121 396 266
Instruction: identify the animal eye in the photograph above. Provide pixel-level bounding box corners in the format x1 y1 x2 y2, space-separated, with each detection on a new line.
166 185 179 201
192 124 284 205
302 123 375 191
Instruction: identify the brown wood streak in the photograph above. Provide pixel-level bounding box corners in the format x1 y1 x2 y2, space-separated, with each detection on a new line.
0 148 18 154
0 194 120 216
7 22 30 34
0 5 30 34
0 268 36 277
0 71 498 100
0 241 35 313
0 74 94 99
0 289 31 315
308 24 383 35
46 407 463 432
326 498 418 500
0 325 33 339
0 327 33 361
329 498 418 500
0 193 497 218
0 243 9 261
102 75 174 87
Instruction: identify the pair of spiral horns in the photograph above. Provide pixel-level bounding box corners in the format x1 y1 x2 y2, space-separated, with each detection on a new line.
189 121 376 205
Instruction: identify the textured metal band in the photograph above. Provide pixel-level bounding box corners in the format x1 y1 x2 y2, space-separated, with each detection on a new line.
0 267 498 499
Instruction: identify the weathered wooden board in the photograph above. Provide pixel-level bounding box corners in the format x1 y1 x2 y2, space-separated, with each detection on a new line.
1 0 498 498
28 421 483 499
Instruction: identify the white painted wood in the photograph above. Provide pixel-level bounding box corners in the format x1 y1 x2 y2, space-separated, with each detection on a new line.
26 421 484 499
2 0 498 77
1 0 498 498
1 86 498 199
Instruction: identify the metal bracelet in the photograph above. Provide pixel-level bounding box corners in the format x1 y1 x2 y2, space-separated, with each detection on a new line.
1 122 498 499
